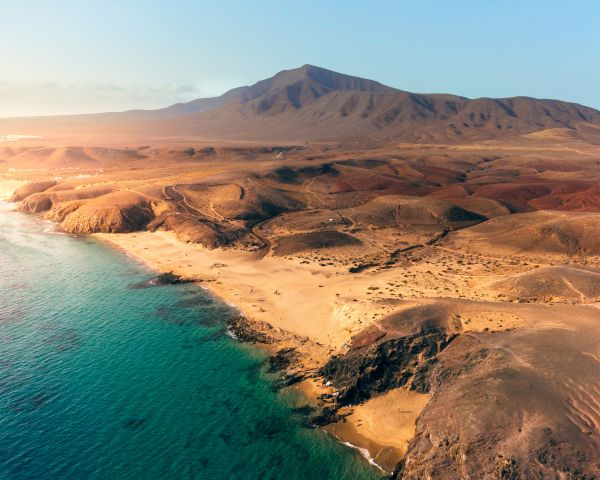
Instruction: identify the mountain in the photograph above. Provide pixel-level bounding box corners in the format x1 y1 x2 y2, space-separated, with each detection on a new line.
119 64 398 119
2 64 600 143
141 65 600 142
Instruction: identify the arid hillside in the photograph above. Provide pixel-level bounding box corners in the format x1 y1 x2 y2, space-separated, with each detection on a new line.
3 65 600 143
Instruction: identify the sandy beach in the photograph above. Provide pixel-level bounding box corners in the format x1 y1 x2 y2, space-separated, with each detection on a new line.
96 230 440 470
95 229 532 350
98 231 362 348
93 217 600 472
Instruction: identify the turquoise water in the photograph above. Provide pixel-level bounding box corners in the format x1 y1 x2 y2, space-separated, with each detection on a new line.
0 203 382 480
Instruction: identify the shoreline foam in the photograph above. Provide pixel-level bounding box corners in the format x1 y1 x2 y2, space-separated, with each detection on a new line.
0 179 27 201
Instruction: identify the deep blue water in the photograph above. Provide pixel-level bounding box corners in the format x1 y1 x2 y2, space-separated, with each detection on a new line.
0 203 382 480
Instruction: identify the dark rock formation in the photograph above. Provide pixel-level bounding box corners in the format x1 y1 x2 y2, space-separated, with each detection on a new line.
226 315 276 344
267 347 299 372
308 406 349 427
320 303 456 405
130 272 194 289
321 325 455 405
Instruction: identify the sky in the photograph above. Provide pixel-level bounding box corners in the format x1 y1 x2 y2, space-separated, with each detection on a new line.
0 0 599 117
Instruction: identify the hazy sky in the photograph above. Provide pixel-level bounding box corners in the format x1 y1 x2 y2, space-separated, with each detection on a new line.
1 0 599 116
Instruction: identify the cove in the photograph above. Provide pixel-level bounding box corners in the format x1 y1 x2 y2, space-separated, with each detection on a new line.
0 203 382 480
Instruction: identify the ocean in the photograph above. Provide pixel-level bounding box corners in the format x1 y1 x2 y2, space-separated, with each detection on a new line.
0 202 382 480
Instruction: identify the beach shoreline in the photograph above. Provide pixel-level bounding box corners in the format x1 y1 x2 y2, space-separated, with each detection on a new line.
94 230 411 473
0 175 406 472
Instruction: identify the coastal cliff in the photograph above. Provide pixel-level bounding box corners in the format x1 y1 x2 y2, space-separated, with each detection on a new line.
11 182 154 234
9 180 57 202
58 191 154 234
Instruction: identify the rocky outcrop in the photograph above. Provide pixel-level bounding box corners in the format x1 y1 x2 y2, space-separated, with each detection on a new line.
321 326 455 405
226 315 277 344
19 192 53 213
9 180 56 202
59 191 153 233
321 303 456 403
225 315 305 347
320 301 600 479
130 272 195 289
393 335 600 479
148 212 239 248
267 347 299 372
44 200 85 222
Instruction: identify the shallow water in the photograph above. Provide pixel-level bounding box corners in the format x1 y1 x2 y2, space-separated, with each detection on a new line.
0 203 382 480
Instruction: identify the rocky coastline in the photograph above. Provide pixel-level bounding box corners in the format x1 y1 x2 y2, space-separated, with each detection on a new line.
6 176 600 479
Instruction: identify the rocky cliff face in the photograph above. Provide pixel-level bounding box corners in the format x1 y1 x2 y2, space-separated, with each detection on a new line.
321 303 600 479
9 180 56 202
11 181 154 234
19 191 53 213
321 325 455 405
147 212 239 249
59 191 154 234
43 200 85 222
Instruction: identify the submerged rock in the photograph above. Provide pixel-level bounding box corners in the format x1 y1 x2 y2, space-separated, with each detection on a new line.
226 315 275 344
130 272 194 288
123 418 146 429
267 347 299 372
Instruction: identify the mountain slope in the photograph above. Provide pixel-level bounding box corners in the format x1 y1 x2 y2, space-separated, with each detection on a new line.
2 64 600 143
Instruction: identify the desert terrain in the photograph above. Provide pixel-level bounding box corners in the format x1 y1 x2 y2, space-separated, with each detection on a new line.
3 65 600 478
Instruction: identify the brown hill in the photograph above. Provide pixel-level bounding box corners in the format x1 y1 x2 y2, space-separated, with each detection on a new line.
9 180 56 202
492 266 600 303
58 191 154 234
322 299 600 479
444 210 600 257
